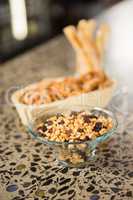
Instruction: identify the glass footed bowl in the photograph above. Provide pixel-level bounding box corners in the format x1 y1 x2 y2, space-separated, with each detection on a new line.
27 105 118 168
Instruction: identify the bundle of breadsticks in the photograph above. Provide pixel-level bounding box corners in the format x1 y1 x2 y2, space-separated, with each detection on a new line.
63 19 109 74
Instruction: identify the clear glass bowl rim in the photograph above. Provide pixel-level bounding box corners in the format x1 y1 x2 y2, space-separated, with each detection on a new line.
27 107 118 145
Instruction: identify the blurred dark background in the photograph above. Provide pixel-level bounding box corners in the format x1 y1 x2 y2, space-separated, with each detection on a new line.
0 0 122 63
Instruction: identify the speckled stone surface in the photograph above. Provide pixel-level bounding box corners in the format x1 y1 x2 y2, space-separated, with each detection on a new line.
0 36 133 200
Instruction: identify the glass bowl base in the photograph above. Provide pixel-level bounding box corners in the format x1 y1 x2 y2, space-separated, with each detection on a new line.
57 149 96 168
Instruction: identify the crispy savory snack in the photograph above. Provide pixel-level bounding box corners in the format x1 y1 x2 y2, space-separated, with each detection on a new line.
20 71 112 105
36 110 113 142
77 19 96 40
63 19 109 74
96 24 110 60
63 25 92 70
77 19 99 69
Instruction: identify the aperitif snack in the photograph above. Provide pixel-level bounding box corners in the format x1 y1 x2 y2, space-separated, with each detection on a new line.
36 110 113 142
20 70 112 105
11 19 116 126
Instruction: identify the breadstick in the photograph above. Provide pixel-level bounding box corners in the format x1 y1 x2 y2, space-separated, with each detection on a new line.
76 52 93 73
77 19 98 56
63 25 93 72
77 19 96 40
77 27 100 69
63 20 109 74
63 25 82 51
96 24 110 60
77 19 101 69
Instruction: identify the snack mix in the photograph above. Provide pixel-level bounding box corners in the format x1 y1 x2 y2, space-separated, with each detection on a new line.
36 110 113 142
21 71 112 105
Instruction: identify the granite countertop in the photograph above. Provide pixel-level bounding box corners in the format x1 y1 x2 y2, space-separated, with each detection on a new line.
0 36 133 200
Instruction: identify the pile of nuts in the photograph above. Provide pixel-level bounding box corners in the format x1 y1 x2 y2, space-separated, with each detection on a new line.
36 110 113 142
